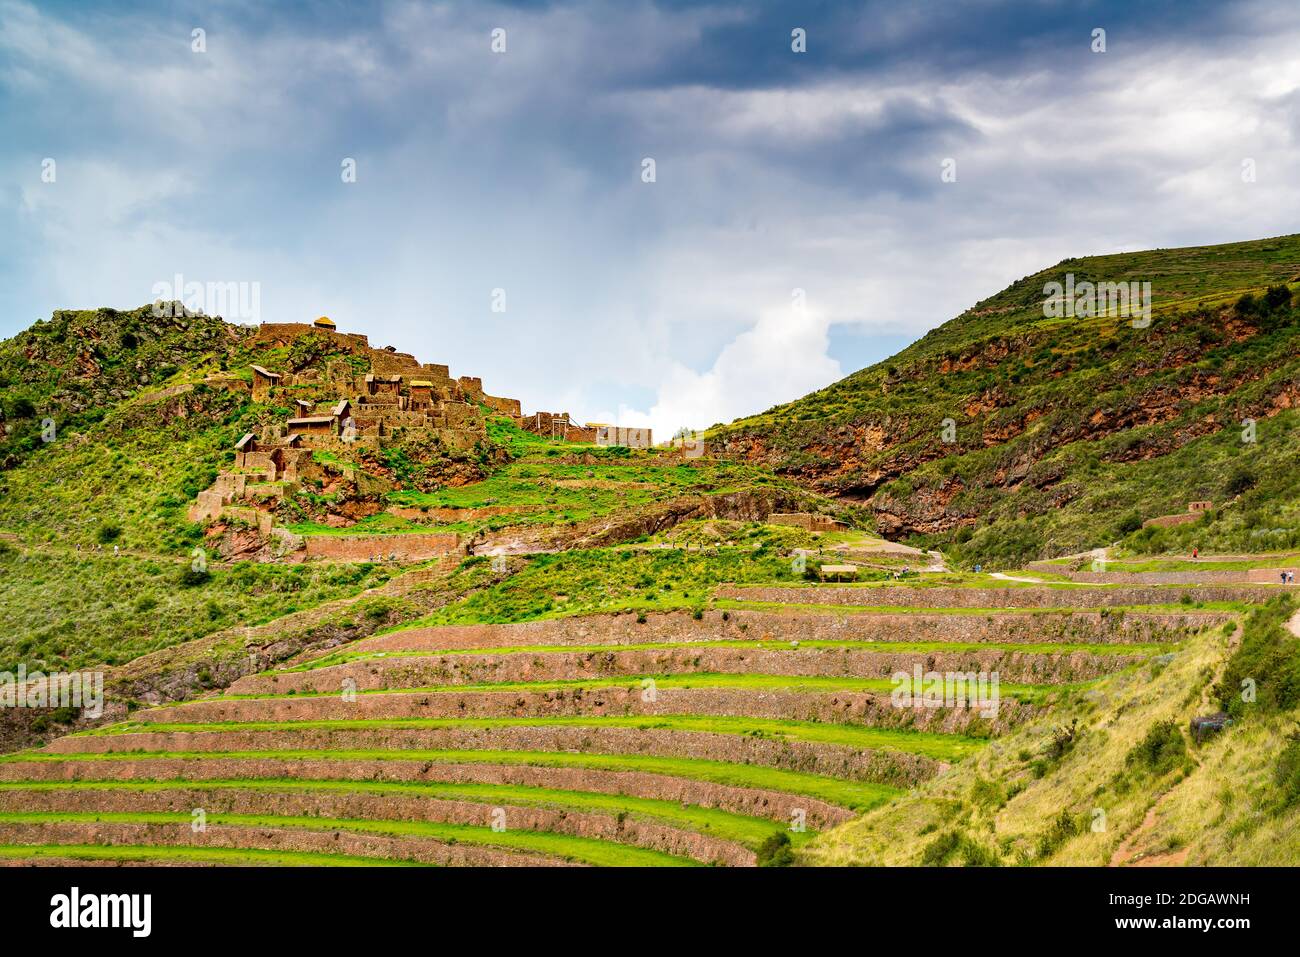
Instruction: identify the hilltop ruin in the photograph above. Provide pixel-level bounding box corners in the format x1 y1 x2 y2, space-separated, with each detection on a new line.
187 317 652 562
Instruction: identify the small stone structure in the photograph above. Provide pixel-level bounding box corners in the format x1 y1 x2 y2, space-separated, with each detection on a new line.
769 512 846 533
250 365 281 402
595 425 652 449
1142 501 1216 529
519 411 598 443
818 564 858 582
1190 712 1231 743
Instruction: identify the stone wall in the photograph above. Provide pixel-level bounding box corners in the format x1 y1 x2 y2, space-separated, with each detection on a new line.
46 725 940 787
235 644 1144 695
0 756 854 828
352 608 1226 653
769 512 845 532
714 584 1281 607
1034 569 1297 585
1142 512 1201 529
302 531 462 561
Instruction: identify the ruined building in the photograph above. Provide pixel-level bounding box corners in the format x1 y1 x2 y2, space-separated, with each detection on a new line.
188 318 521 549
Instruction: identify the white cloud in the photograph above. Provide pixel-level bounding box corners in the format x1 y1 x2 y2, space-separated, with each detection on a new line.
605 305 841 438
5 0 1300 443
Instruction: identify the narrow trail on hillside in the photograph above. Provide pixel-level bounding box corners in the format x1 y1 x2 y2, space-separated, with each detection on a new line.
1109 620 1243 867
1288 610 1300 639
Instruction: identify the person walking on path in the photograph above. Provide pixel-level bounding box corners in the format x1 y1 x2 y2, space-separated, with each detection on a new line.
1192 546 1199 559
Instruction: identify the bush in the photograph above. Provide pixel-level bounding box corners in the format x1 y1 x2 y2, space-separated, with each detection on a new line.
1126 720 1187 777
1215 597 1300 716
95 523 123 544
1275 730 1300 810
9 397 36 419
920 830 1001 867
755 831 795 867
1225 465 1258 497
178 567 211 587
1116 511 1143 536
1036 809 1084 859
1261 284 1293 314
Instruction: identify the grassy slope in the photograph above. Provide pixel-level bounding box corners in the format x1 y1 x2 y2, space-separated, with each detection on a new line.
0 544 391 672
0 748 900 811
0 812 692 867
803 599 1300 865
711 233 1300 567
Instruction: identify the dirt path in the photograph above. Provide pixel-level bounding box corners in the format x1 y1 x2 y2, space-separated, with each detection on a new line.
1288 609 1300 639
991 572 1043 584
1109 802 1192 867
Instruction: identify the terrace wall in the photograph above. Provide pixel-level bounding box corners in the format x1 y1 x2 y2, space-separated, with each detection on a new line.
714 584 1281 607
351 608 1226 653
1025 569 1296 585
303 532 462 561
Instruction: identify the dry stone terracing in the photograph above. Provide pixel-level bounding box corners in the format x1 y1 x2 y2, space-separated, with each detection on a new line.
0 580 1231 867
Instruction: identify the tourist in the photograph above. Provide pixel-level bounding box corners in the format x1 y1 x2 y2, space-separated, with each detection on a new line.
1192 546 1199 559
1282 571 1288 585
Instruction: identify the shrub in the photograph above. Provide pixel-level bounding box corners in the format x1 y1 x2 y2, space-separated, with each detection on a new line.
1225 465 1258 497
9 397 36 419
755 832 795 867
1275 730 1300 810
920 830 1001 866
96 523 123 544
1036 809 1084 859
1215 597 1300 716
1116 511 1143 536
178 567 211 587
1261 284 1293 313
1125 720 1187 777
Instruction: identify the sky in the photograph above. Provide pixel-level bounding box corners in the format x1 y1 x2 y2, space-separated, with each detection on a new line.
3 0 1300 438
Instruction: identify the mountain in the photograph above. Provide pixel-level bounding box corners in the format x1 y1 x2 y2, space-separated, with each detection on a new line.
1 243 1298 870
712 234 1300 567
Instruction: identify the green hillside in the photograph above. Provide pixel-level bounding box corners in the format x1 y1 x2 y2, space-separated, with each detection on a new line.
712 233 1300 567
3 239 1300 869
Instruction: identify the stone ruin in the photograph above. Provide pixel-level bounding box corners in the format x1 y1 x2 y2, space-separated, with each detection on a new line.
1141 500 1216 529
516 413 654 448
188 318 525 559
768 512 847 533
188 317 660 560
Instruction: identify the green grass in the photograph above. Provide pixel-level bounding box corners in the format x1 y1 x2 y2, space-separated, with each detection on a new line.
0 748 901 810
371 453 815 541
87 714 988 758
0 812 695 867
403 548 816 625
0 778 800 850
1087 554 1300 572
286 638 1170 672
0 546 392 672
713 598 1253 615
0 843 421 867
198 672 1093 705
